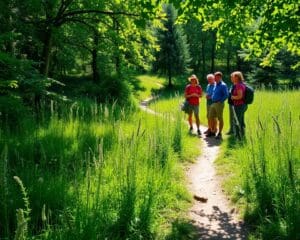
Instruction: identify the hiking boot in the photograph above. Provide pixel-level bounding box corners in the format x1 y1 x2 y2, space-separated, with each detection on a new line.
197 129 201 136
215 133 222 140
206 132 216 137
205 130 211 136
204 129 210 134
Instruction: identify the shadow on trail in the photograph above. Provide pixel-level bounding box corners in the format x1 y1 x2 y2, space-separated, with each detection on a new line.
226 135 248 149
166 206 247 240
191 205 247 240
202 135 222 147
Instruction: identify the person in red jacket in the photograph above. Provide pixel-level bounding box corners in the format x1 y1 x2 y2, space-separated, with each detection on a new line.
184 74 202 136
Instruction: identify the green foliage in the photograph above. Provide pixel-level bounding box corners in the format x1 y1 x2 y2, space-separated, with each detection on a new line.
153 4 190 86
217 90 300 239
173 0 300 68
0 92 196 239
0 96 31 132
98 74 134 106
13 176 31 240
243 49 300 87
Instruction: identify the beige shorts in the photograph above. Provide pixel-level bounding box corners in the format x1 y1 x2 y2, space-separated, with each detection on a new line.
208 102 224 120
206 103 212 118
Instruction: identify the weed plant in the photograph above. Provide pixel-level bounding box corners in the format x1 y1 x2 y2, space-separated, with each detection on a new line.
0 97 195 239
217 90 300 240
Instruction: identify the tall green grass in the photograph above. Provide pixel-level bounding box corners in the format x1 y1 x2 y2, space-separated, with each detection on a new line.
0 97 197 239
134 75 165 101
217 90 300 240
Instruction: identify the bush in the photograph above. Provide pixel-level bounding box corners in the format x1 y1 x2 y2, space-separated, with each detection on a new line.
98 74 133 106
0 95 31 132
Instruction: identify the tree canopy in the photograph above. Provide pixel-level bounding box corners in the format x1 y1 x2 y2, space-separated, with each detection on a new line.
172 0 300 68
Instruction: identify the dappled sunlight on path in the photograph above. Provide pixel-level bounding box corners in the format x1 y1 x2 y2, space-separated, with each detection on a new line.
139 97 247 239
186 125 247 240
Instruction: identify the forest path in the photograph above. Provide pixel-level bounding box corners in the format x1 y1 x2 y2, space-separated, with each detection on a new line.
186 125 247 239
140 98 247 239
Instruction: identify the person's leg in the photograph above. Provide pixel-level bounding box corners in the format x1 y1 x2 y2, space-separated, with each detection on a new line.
236 104 247 137
195 114 200 129
219 119 224 133
207 118 212 132
193 105 201 135
208 104 217 136
242 105 248 136
234 105 246 139
211 118 217 133
188 113 193 130
195 114 201 135
227 104 234 134
194 106 199 128
215 102 224 139
205 103 211 133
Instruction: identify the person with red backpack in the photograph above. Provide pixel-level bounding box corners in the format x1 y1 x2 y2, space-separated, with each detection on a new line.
184 74 202 136
230 71 248 139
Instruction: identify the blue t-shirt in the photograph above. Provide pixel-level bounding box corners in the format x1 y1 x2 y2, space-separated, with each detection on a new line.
212 80 228 103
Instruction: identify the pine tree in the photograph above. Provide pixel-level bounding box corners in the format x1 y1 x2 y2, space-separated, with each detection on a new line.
153 4 190 87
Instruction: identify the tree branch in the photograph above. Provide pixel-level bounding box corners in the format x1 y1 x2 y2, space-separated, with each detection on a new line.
54 9 139 26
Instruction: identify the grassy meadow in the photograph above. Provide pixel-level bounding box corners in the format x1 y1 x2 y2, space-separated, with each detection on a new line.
147 80 300 239
216 90 300 239
1 73 299 240
0 75 203 240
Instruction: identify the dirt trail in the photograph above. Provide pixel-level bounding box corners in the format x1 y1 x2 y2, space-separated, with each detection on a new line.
186 125 247 239
140 98 247 239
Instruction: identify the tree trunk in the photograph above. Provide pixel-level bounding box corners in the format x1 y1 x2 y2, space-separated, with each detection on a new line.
92 32 100 83
168 64 172 87
236 51 242 70
113 18 121 75
210 31 216 73
40 28 53 76
201 37 206 80
226 46 231 73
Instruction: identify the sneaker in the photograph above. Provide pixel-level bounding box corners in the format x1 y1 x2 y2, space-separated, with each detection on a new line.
215 133 222 140
226 131 233 135
197 129 201 136
206 132 216 137
189 126 193 132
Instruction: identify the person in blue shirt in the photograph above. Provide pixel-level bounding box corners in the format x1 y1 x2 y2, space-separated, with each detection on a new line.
207 71 229 139
204 74 216 135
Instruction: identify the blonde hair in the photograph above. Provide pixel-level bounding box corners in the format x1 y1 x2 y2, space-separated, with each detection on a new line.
188 74 199 84
231 71 244 82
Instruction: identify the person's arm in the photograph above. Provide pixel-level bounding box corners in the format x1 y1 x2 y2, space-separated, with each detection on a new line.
185 87 201 98
187 93 200 98
220 85 229 102
198 86 202 98
231 85 243 100
231 89 243 100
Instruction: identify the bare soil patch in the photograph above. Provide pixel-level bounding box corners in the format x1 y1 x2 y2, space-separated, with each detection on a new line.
186 125 247 239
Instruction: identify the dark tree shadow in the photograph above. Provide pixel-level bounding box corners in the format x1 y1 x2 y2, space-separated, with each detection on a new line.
166 206 248 240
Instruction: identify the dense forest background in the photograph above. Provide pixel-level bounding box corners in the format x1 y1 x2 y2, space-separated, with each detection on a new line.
0 1 299 239
1 0 299 114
